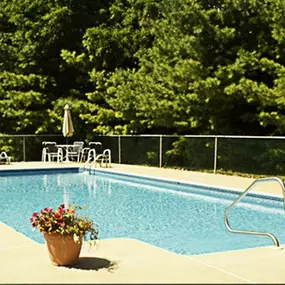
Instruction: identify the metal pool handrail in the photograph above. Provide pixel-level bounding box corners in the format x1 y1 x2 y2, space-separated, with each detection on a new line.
224 177 285 247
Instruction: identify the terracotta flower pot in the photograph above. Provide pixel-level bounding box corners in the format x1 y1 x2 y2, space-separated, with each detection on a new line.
43 233 83 266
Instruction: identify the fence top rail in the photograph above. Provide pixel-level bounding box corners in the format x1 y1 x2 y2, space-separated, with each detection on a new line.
94 134 285 140
0 134 62 138
2 134 285 140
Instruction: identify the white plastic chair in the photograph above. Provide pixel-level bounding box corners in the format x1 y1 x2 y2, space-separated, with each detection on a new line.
81 142 102 163
0 151 11 164
68 141 84 162
42 142 63 163
100 149 111 167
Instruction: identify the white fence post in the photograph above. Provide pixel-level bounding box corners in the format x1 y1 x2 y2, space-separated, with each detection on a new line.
118 135 121 164
214 136 218 173
159 135 163 168
23 136 26 161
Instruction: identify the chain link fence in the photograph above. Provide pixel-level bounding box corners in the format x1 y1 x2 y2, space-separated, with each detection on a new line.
1 134 285 176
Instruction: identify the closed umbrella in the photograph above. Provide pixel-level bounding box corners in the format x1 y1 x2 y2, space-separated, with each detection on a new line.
56 104 74 206
62 104 74 139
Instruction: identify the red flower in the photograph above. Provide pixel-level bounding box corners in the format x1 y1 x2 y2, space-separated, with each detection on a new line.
29 204 99 243
54 213 62 220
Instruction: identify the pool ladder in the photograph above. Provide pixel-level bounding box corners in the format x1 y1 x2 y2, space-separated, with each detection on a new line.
82 149 112 172
224 177 285 248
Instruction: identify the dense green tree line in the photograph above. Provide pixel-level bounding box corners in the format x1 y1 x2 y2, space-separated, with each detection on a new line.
1 0 285 137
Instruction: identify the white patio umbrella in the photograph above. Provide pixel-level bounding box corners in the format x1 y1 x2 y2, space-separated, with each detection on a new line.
62 104 74 140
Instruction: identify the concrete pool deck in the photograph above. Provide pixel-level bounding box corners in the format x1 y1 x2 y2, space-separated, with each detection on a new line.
1 162 285 283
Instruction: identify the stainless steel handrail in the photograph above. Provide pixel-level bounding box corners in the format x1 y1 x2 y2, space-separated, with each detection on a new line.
224 177 285 247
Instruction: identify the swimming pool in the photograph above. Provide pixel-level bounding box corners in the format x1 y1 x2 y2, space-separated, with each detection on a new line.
1 168 285 255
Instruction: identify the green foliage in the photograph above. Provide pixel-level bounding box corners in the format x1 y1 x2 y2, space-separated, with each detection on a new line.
164 136 214 169
217 138 285 175
1 0 285 138
0 136 23 162
0 0 109 136
120 136 160 165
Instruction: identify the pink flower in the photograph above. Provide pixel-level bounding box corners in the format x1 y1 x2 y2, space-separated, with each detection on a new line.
29 204 98 242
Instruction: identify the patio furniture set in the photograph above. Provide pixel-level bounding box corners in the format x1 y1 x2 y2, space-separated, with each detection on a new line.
41 141 111 167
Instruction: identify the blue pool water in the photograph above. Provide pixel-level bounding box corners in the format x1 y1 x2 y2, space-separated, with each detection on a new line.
1 170 285 255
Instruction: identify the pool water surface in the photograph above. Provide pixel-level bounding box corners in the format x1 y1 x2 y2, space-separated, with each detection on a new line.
1 171 285 255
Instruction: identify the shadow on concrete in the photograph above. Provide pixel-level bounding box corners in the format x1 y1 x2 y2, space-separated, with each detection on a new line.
68 257 119 272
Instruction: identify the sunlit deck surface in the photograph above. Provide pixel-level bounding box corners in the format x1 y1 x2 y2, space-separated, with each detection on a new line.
1 162 285 284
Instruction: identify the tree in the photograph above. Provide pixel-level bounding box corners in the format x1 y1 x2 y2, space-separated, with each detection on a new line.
0 0 110 136
2 0 285 137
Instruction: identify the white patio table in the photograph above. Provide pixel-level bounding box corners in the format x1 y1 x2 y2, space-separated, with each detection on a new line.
56 144 75 163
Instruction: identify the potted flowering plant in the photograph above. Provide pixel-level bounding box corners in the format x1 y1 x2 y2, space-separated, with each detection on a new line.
30 204 99 266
